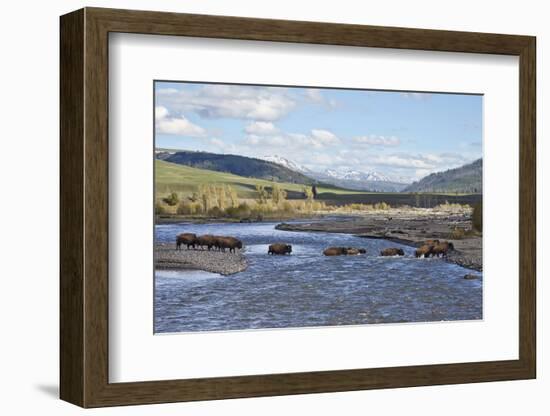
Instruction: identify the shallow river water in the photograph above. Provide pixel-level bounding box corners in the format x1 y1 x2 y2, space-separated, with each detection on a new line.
154 220 482 333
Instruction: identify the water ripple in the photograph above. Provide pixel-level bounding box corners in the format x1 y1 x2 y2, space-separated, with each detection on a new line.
155 221 482 333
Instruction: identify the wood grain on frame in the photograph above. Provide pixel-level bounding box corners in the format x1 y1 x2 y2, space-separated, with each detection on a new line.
60 7 536 408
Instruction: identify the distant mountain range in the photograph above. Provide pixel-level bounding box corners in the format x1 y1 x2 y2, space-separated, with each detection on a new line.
156 150 315 185
260 155 410 192
324 168 391 182
311 170 409 192
404 158 482 193
155 149 482 194
260 155 311 174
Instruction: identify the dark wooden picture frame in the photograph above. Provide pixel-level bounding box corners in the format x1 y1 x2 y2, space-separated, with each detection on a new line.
60 7 536 408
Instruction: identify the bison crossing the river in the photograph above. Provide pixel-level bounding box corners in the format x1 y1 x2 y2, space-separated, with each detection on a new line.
176 232 455 259
414 240 455 258
323 247 366 256
176 233 243 253
268 243 292 255
379 247 405 256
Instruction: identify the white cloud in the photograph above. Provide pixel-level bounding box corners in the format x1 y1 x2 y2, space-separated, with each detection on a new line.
413 169 432 179
304 88 338 109
244 121 278 135
353 135 401 147
311 129 339 145
244 128 340 150
156 88 179 95
209 138 225 148
307 153 345 166
244 134 287 147
155 105 168 121
206 137 241 154
370 152 473 174
157 84 296 122
374 155 433 169
157 117 206 137
400 92 432 100
305 88 323 103
360 153 454 183
155 106 206 137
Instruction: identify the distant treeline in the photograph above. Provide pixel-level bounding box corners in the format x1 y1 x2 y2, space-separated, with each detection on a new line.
316 192 482 208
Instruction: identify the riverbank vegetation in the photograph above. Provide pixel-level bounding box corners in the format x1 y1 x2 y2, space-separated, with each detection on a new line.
155 183 478 223
156 182 330 220
155 159 481 224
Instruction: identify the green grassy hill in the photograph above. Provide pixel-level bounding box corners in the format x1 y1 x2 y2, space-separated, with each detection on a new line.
159 150 315 184
156 160 481 208
155 159 363 199
404 159 482 193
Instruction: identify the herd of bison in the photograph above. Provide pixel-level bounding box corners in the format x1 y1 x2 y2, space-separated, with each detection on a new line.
176 233 455 258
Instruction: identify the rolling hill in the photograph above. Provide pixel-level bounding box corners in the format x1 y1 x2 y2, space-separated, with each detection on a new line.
404 159 482 193
156 160 481 207
155 159 364 199
156 150 315 185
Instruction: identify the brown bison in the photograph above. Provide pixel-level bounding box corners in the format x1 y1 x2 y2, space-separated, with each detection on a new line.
345 247 367 255
323 247 366 256
423 239 440 246
431 241 455 257
196 234 217 251
323 247 348 256
380 247 405 256
176 233 197 250
268 243 292 255
216 236 243 253
415 244 434 258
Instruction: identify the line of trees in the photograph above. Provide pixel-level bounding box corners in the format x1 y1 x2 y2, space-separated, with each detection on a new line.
156 183 325 218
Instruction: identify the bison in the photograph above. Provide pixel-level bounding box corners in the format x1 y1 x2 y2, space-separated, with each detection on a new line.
176 233 197 250
323 247 366 256
415 244 434 258
268 243 292 255
345 247 366 255
423 239 440 246
380 247 405 256
216 236 243 253
431 241 454 257
323 247 348 256
196 234 217 251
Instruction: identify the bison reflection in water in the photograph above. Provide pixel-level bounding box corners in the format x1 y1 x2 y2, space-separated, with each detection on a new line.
268 243 292 255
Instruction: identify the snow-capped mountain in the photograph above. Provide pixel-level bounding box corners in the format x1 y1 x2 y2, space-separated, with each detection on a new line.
315 168 410 192
324 168 392 183
260 155 411 191
261 155 311 174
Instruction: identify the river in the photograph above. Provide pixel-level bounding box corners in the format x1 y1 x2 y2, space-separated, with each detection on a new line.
154 220 482 333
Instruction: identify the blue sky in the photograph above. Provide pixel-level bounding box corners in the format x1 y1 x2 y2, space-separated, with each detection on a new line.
155 81 482 183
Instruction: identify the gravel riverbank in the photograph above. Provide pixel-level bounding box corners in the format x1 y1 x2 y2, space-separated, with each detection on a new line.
155 243 248 275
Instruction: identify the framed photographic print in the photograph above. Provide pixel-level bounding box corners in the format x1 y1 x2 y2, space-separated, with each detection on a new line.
60 7 536 408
